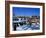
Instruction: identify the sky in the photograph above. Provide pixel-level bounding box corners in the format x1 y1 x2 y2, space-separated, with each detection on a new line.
12 7 40 16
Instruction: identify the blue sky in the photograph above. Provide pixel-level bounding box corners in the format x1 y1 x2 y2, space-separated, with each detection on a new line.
13 7 40 16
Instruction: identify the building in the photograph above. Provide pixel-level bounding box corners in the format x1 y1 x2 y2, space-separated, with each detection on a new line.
13 16 40 30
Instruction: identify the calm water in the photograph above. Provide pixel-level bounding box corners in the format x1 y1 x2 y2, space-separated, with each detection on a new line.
16 24 40 31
